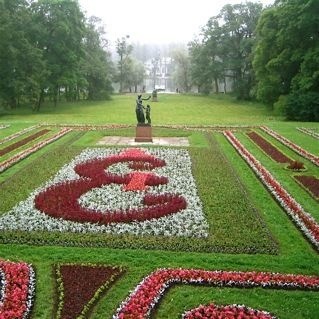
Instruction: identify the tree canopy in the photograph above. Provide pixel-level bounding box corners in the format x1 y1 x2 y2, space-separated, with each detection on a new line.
0 0 113 110
253 0 319 120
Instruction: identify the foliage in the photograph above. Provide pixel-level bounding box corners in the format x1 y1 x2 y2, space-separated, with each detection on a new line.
0 0 113 110
115 36 133 93
172 49 192 93
189 2 263 99
253 0 319 117
285 91 319 121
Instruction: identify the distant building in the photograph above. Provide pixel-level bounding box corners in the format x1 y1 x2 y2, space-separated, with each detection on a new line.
143 57 176 92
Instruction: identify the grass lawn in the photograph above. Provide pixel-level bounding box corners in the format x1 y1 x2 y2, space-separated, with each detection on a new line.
0 94 318 319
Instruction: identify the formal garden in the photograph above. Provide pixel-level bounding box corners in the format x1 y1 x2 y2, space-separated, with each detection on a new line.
0 93 318 318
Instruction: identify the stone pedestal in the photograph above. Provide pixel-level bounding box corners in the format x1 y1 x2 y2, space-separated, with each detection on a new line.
135 125 153 142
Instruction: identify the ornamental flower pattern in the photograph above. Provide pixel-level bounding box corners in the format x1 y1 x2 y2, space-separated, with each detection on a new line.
0 148 208 237
224 131 319 251
0 261 35 319
113 268 319 319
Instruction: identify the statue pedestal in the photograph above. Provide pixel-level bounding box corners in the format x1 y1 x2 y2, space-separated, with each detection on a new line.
135 125 153 142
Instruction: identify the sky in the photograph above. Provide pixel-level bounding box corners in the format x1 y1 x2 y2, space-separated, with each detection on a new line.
78 0 275 46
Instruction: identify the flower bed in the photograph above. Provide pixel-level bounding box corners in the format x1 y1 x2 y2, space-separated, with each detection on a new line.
0 260 35 319
0 125 39 145
0 129 50 156
294 175 319 199
224 131 319 251
0 128 72 173
183 304 276 319
247 131 292 163
0 147 208 238
56 264 123 319
261 126 319 167
113 267 319 318
297 127 319 140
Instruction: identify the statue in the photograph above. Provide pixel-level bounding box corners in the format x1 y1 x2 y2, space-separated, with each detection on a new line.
145 104 151 124
135 94 151 124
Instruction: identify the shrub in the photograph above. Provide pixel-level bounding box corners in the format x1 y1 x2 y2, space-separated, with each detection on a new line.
285 91 319 121
287 160 305 171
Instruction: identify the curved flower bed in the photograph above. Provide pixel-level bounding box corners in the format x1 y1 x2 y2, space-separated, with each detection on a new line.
224 131 319 251
0 125 39 145
247 131 292 163
0 128 72 173
297 127 319 140
261 126 319 167
0 148 208 237
0 260 35 319
113 268 319 318
56 264 123 319
0 129 50 156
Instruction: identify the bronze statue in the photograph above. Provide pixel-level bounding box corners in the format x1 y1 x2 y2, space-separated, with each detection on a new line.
135 94 151 124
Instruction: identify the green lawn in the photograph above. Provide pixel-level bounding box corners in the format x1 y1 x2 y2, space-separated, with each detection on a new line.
0 94 318 318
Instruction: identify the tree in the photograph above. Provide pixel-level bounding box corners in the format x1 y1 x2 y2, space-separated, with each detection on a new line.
218 2 263 99
115 35 133 93
189 2 262 98
30 0 86 109
253 0 319 113
0 0 44 108
172 49 191 93
81 16 113 100
130 60 145 93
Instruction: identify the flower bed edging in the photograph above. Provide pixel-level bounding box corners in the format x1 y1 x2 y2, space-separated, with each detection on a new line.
113 268 319 318
224 131 319 251
0 260 35 319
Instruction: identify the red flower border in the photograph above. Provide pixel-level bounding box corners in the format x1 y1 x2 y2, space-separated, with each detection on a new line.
0 260 35 319
114 268 319 318
183 303 276 319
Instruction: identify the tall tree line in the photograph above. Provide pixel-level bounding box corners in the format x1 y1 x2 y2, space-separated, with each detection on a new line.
188 1 263 99
187 0 318 120
0 0 113 110
253 0 319 120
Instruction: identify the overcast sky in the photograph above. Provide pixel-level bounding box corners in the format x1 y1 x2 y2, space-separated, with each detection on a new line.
78 0 274 46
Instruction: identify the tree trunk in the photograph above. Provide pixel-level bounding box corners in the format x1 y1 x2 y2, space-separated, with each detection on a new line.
214 77 219 94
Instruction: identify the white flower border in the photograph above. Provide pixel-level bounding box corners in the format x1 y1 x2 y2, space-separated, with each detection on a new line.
224 131 319 251
297 127 319 140
0 148 208 238
261 126 319 167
